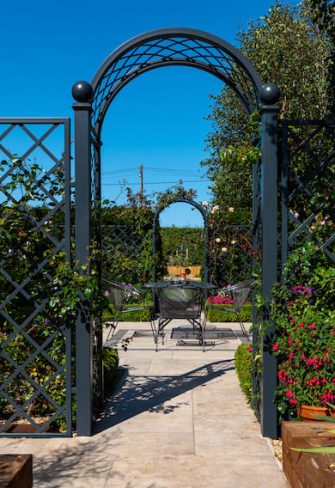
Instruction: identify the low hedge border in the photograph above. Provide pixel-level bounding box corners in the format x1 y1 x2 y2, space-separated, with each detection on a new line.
102 303 153 322
103 303 253 323
206 303 252 323
234 343 253 403
102 347 119 393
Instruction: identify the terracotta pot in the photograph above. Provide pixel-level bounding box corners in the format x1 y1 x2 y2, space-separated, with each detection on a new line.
297 404 330 421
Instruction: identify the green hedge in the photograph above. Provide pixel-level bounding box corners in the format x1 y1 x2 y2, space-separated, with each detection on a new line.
102 347 119 392
206 303 252 322
234 344 253 403
102 303 153 322
102 302 253 323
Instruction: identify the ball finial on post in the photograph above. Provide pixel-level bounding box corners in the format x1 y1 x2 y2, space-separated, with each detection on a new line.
259 83 280 105
72 81 93 103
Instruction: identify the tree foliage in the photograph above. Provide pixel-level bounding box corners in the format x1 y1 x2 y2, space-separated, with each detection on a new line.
201 1 335 286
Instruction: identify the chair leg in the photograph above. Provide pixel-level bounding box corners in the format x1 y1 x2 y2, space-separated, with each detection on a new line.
106 321 116 341
150 318 159 352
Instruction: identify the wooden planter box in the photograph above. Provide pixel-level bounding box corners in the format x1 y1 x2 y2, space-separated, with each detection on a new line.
0 455 32 488
282 420 335 487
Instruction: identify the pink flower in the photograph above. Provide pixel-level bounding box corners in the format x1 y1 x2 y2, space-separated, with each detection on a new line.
285 389 293 398
288 352 295 360
321 391 335 404
247 346 252 354
273 342 279 352
278 370 288 382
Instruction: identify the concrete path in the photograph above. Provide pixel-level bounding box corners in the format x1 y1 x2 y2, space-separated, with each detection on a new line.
0 321 288 487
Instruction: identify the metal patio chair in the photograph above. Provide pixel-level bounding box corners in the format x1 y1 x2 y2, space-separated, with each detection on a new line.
104 280 153 342
214 279 254 338
152 282 207 351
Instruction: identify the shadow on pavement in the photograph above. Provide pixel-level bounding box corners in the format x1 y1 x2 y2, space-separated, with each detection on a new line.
95 359 235 434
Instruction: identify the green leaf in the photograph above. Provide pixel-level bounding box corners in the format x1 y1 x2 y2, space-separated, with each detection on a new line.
291 446 335 454
313 414 335 423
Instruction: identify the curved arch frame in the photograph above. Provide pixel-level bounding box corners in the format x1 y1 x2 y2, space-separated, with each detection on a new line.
152 197 209 285
91 27 264 134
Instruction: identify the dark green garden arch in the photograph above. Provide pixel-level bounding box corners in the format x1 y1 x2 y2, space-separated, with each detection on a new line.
72 28 281 438
152 197 209 285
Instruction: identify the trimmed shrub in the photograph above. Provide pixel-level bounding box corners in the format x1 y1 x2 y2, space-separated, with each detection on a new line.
235 344 253 403
206 303 252 322
102 347 119 392
102 303 153 322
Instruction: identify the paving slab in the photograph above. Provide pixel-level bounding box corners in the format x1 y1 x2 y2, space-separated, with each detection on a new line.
0 321 287 487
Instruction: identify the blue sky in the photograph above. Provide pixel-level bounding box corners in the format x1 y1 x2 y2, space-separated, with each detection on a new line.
1 0 299 226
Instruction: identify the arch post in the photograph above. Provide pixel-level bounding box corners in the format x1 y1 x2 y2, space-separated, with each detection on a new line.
260 84 280 438
72 81 94 436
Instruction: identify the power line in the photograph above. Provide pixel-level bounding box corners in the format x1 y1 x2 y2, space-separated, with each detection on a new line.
103 179 211 186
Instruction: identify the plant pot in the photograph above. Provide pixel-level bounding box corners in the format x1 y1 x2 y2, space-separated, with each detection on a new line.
297 404 330 421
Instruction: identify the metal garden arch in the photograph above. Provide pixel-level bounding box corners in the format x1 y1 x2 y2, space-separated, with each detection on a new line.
72 28 281 437
152 197 209 285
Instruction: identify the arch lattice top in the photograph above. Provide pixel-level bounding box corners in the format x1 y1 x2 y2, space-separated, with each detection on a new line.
91 28 263 132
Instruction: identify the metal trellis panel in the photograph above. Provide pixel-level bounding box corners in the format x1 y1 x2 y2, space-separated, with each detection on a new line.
0 118 72 437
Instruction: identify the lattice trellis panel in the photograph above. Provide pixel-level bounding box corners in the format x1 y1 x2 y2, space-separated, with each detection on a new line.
208 224 256 287
101 224 144 283
0 119 72 436
281 120 335 266
92 30 261 129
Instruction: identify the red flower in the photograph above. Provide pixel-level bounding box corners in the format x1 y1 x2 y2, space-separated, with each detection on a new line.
278 370 288 382
273 342 279 352
288 352 294 360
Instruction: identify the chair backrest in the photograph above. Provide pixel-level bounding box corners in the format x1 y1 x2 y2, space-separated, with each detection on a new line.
158 286 203 319
230 279 254 311
109 284 125 312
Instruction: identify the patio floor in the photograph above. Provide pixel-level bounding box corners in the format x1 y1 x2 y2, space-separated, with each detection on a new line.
0 320 288 487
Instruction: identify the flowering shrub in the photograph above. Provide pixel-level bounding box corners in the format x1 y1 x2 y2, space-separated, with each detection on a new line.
207 295 234 305
271 241 335 417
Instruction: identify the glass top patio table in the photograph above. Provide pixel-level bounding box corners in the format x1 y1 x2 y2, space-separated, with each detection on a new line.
145 280 215 290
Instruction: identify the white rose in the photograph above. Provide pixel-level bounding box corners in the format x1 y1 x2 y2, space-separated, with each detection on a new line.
215 238 221 243
202 201 209 207
221 247 228 252
228 207 234 212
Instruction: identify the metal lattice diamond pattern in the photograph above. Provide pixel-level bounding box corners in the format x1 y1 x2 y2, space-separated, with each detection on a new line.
92 34 259 129
281 120 335 265
101 224 143 283
0 119 72 436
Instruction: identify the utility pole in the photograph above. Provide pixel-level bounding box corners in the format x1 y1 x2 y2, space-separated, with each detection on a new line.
139 163 143 207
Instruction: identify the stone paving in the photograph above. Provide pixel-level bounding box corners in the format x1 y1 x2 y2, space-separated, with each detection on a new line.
0 321 288 487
